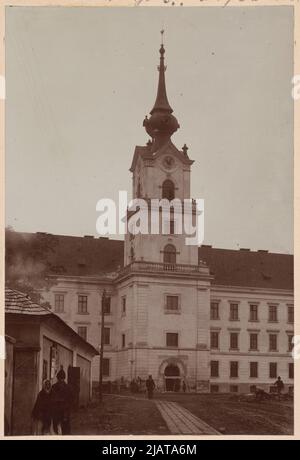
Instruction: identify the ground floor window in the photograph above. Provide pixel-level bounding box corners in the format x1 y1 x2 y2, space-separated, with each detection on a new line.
269 362 277 379
210 385 219 393
289 362 294 379
103 358 110 377
230 385 239 393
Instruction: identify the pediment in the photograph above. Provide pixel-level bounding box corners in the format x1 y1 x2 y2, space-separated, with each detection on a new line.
153 141 194 166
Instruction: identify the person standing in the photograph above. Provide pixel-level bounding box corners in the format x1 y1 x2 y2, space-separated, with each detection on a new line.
32 379 53 435
51 368 72 435
146 375 155 400
274 376 284 400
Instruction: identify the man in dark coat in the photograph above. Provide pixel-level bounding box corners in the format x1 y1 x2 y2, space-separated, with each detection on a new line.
51 368 72 434
274 376 284 400
146 375 155 400
32 379 52 434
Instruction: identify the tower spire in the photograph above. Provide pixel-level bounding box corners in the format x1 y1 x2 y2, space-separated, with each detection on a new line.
150 30 173 114
143 32 179 151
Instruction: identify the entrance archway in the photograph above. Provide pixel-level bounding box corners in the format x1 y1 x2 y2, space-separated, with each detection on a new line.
164 364 181 392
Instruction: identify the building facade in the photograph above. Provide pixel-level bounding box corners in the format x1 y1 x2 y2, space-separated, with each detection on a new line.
5 288 98 435
36 41 294 393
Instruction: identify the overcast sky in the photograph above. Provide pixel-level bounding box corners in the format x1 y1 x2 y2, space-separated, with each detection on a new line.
6 6 294 253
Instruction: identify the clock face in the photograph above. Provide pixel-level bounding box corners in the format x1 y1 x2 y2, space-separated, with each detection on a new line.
162 155 176 170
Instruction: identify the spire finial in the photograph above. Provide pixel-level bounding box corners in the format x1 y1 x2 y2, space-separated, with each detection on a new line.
143 33 180 151
149 31 172 115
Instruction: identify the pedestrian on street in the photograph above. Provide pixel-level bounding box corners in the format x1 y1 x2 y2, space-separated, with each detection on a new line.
32 379 53 435
274 376 284 400
146 375 155 400
51 368 72 435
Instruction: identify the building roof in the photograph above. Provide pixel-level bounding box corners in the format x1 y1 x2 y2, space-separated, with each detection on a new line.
5 287 51 315
6 232 293 291
7 231 124 277
5 288 99 355
198 246 293 291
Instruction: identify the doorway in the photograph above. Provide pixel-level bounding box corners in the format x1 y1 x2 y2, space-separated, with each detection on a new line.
164 364 181 392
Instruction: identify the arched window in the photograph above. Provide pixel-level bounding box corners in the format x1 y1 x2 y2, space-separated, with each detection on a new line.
137 181 142 198
162 179 175 200
163 244 176 264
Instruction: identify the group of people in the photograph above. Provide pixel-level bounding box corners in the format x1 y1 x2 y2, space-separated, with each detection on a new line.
32 366 72 435
129 376 143 393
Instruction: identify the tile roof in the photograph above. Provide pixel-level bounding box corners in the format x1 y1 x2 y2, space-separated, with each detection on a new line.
7 232 293 290
5 288 99 355
198 246 293 290
5 287 50 315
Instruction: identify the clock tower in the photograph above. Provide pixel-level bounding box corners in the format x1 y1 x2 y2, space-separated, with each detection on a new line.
125 38 198 267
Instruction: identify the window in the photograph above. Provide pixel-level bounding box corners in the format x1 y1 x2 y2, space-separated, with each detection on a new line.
166 332 179 347
249 304 258 321
78 295 88 314
54 294 64 313
210 361 219 378
230 333 239 350
103 327 110 345
230 361 239 378
268 305 278 322
77 326 87 341
269 362 277 379
166 295 179 311
103 296 111 315
230 385 239 393
137 181 142 198
230 303 239 321
269 334 277 352
122 297 126 315
169 219 175 235
162 179 175 200
163 244 176 264
210 302 219 320
250 362 258 378
249 333 258 351
288 306 294 324
289 363 294 379
122 333 126 348
288 335 294 352
210 385 219 393
210 331 219 349
103 358 110 377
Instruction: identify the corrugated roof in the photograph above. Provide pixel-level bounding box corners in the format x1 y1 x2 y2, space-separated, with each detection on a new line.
6 232 293 290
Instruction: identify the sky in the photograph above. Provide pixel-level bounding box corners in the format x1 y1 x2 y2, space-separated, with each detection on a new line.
5 5 294 253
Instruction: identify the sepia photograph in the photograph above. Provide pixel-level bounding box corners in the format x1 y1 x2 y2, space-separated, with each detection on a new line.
2 1 297 440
